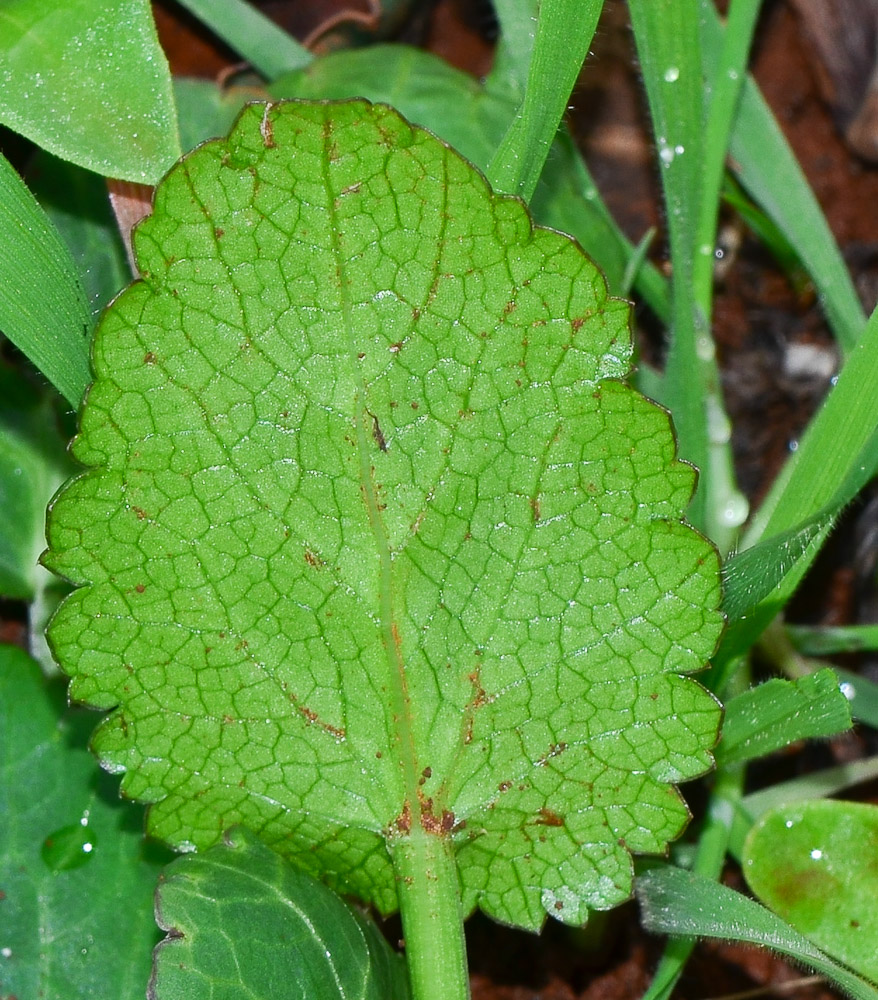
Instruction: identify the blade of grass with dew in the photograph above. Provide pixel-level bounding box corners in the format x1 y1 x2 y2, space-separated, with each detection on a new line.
175 0 312 80
628 0 748 551
700 4 865 353
711 303 878 684
0 152 91 408
486 0 603 203
691 0 762 327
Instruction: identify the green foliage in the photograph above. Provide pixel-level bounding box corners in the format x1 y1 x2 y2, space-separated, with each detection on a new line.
0 369 73 599
744 800 878 983
152 827 410 1000
0 150 91 407
0 0 180 183
1 0 876 996
0 644 170 1000
717 671 851 767
44 99 722 942
637 865 878 1000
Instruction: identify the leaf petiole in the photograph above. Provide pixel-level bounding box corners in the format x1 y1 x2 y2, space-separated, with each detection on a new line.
390 827 470 1000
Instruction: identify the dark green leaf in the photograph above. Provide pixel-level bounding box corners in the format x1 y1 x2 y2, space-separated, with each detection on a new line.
151 827 410 1000
0 644 170 1000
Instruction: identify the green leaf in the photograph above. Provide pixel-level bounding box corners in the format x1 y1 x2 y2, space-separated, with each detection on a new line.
0 150 91 407
0 0 180 183
637 865 878 1000
152 826 410 1000
269 45 666 307
28 150 131 321
743 800 878 984
45 101 723 935
0 643 170 1000
716 670 851 767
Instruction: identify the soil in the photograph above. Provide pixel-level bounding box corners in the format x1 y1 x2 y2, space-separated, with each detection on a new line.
9 2 878 997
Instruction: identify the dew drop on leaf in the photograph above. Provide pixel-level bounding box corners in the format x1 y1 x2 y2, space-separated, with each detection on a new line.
41 823 97 871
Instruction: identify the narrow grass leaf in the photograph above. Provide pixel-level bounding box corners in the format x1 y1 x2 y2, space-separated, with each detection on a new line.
700 5 866 353
28 151 131 321
788 625 878 656
717 670 851 767
174 0 312 80
637 866 878 1000
627 0 712 535
486 0 603 203
0 151 91 407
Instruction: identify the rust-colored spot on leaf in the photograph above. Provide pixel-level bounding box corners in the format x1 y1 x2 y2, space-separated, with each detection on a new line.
536 808 564 827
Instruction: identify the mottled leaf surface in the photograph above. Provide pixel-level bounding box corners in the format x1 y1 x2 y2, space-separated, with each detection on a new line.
45 100 723 930
151 827 409 1000
0 644 169 1000
744 800 878 982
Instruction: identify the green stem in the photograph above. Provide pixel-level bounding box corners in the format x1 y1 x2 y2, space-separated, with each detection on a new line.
390 828 470 1000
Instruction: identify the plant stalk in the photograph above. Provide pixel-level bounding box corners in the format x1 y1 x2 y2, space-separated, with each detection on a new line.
390 827 470 1000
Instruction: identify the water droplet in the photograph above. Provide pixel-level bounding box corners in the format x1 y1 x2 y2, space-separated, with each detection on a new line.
788 439 799 452
658 143 675 166
696 335 716 362
1 947 11 959
664 66 680 83
810 848 823 860
840 681 856 701
41 824 97 871
706 397 730 444
717 493 749 528
727 68 739 80
674 144 685 156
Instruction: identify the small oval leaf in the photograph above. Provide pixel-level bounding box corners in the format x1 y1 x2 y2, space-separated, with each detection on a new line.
744 799 878 983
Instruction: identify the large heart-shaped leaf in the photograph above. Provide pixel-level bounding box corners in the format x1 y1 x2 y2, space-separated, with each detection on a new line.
45 100 722 933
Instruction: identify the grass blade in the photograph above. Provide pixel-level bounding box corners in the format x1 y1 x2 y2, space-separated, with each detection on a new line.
0 153 90 407
175 0 312 80
486 0 603 202
637 866 878 1000
701 5 866 353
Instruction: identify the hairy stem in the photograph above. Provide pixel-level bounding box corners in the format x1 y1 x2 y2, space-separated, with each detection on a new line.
390 827 470 1000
